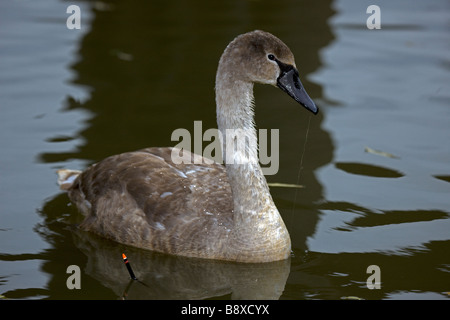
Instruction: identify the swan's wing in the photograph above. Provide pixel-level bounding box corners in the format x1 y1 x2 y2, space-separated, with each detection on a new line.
67 147 233 254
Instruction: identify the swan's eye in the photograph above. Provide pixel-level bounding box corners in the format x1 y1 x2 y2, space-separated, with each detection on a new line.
267 54 275 61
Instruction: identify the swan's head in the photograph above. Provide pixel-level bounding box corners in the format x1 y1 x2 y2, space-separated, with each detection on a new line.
218 30 318 114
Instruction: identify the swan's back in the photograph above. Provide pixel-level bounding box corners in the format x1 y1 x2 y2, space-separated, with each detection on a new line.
67 147 234 258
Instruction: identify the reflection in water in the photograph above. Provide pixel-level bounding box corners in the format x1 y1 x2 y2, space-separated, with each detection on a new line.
39 194 291 299
286 239 450 300
335 162 404 178
36 193 450 299
72 229 290 300
317 202 449 230
434 175 450 184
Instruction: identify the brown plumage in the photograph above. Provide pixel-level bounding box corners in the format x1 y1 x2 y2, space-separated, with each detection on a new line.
57 30 317 263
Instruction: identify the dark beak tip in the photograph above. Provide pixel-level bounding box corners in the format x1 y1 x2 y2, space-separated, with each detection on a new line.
277 68 319 115
304 101 319 115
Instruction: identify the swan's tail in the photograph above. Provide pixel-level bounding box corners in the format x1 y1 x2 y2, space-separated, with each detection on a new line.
56 169 81 190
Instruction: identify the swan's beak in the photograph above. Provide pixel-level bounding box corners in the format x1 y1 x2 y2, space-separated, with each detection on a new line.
277 68 318 115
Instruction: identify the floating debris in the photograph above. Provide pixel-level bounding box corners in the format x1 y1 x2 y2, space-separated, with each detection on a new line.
364 146 400 159
110 49 134 61
94 1 115 11
341 296 365 300
268 182 304 189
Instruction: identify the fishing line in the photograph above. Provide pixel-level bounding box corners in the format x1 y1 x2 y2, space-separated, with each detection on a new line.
289 114 312 223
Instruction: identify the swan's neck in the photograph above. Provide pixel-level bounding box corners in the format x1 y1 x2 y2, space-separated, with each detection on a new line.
215 76 291 260
215 79 269 213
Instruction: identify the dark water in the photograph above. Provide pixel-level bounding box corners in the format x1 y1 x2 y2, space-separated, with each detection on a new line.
0 0 449 300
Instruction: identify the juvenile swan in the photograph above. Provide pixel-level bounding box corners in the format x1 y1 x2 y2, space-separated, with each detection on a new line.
57 30 318 263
